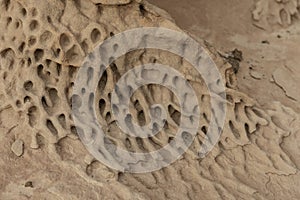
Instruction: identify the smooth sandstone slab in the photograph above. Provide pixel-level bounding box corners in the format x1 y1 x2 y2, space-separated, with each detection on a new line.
273 66 300 101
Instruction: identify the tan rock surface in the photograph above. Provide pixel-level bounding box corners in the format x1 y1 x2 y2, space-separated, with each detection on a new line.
0 0 299 199
273 65 300 101
90 0 132 5
11 139 24 157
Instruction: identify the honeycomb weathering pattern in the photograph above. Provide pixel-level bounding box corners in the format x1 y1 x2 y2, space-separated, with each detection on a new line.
252 0 300 30
0 0 299 199
72 27 226 172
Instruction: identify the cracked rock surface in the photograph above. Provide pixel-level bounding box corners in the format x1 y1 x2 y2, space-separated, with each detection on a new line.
0 0 299 199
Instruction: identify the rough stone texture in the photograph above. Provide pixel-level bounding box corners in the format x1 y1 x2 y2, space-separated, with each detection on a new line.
252 0 300 30
0 0 299 199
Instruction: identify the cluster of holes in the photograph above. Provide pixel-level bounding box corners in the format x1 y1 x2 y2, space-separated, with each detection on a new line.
0 4 126 149
91 61 197 153
1 2 265 162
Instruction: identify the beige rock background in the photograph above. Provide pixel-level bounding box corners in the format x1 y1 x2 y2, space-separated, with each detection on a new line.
0 0 299 199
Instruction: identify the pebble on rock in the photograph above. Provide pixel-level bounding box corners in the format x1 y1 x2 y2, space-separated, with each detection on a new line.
11 139 24 157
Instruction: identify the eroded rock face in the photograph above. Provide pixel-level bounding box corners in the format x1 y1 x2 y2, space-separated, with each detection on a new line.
0 0 299 199
252 0 300 29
